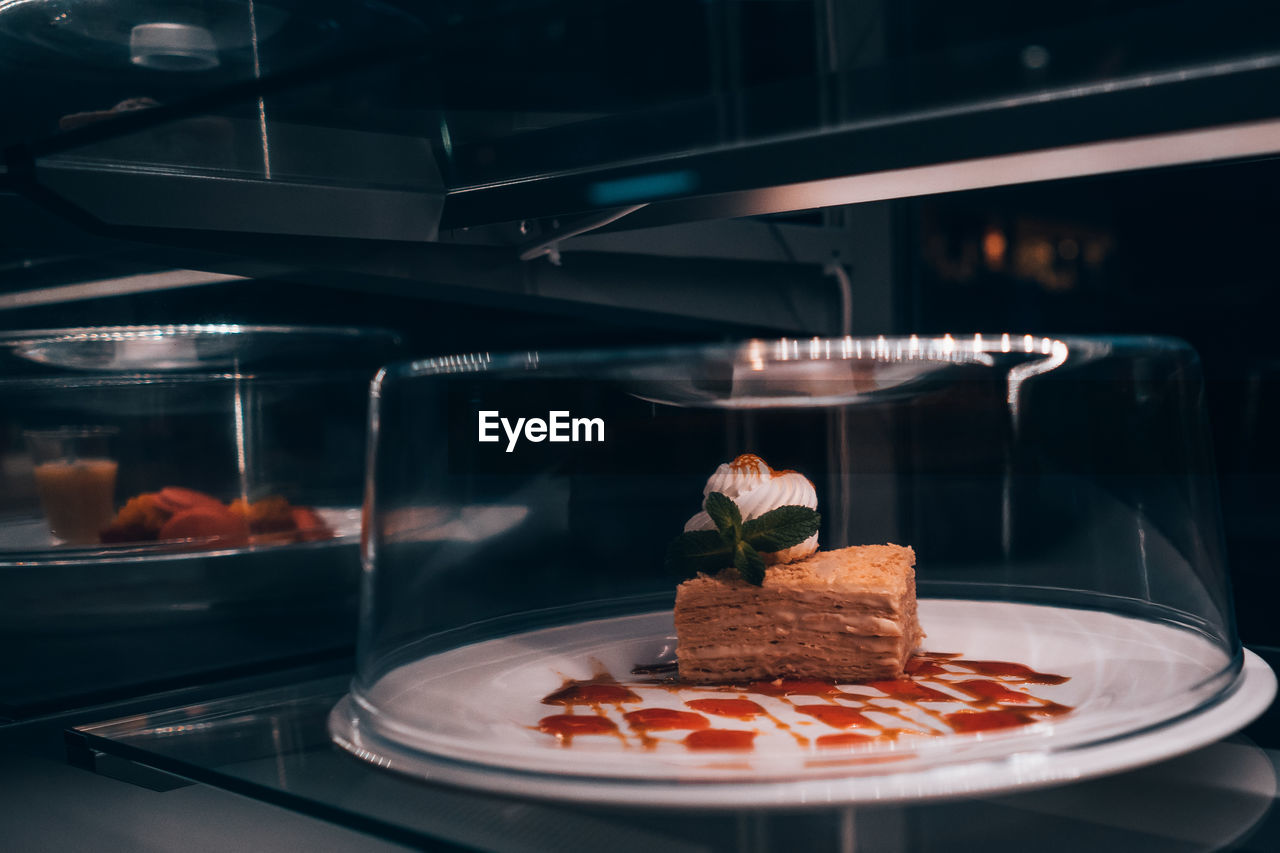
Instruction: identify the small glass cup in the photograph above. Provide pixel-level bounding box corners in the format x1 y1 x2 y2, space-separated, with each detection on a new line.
24 427 119 546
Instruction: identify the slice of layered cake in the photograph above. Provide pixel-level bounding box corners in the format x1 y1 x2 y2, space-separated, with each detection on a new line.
674 544 923 683
668 454 922 683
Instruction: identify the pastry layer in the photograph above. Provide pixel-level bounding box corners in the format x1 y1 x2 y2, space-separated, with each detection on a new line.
674 544 923 683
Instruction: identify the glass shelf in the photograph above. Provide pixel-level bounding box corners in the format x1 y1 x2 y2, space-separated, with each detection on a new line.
68 649 1280 852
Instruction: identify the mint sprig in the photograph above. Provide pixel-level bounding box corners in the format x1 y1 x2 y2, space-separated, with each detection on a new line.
742 506 822 552
665 492 820 586
704 491 742 543
733 539 768 586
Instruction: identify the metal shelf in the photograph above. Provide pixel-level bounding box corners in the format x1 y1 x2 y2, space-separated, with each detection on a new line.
2 1 1278 244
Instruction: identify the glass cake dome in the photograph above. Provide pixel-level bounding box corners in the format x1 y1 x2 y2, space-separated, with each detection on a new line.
0 324 403 714
331 335 1275 807
0 325 401 558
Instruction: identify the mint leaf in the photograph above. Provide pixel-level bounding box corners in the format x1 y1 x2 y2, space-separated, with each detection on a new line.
665 530 733 575
669 493 819 583
743 506 821 552
733 540 767 586
703 491 742 542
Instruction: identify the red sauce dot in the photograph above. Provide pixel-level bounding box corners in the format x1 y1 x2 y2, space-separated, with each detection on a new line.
683 729 756 751
538 714 618 738
542 682 641 706
864 680 953 702
815 732 874 748
623 708 709 731
904 658 948 676
945 710 1033 733
685 698 766 719
794 705 876 729
748 679 840 697
953 679 1036 705
951 660 1067 685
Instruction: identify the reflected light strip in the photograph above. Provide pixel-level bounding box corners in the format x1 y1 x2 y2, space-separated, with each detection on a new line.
248 0 271 180
774 337 802 361
414 351 492 375
1007 338 1070 414
758 332 1022 365
746 333 1050 367
232 370 249 507
749 333 1023 365
726 118 1280 217
0 270 247 311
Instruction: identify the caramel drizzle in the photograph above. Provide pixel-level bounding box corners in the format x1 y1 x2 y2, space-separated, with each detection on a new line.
535 652 1072 751
726 453 806 483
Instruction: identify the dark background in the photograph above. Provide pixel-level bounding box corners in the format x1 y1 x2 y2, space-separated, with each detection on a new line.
3 0 1279 680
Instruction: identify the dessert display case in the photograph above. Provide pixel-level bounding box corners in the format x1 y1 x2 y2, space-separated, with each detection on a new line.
330 335 1273 806
0 325 401 716
3 1 1280 851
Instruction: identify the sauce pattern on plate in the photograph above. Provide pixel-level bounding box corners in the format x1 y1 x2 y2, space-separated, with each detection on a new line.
535 652 1072 751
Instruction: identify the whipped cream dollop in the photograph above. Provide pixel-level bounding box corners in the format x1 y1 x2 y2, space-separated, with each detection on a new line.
684 453 819 564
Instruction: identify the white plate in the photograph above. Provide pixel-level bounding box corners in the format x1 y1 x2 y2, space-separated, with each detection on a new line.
330 600 1275 808
0 507 360 563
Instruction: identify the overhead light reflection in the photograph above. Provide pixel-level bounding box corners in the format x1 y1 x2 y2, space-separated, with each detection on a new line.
1007 338 1070 414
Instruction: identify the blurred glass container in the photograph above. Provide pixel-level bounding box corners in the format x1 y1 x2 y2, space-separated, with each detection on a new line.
24 426 119 545
331 335 1273 806
0 325 402 716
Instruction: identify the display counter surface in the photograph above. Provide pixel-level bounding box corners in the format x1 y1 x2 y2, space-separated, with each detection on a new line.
63 648 1280 852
